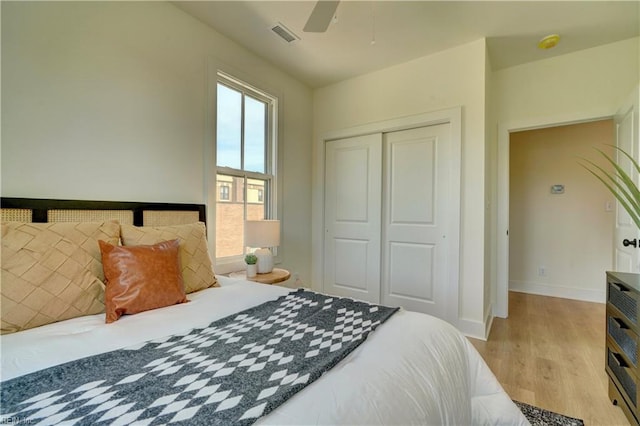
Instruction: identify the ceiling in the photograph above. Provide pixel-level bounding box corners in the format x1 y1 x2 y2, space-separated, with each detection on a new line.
174 1 640 89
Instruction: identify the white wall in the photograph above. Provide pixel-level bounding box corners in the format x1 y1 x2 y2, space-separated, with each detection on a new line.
312 39 489 336
494 37 639 126
484 43 497 333
1 2 313 283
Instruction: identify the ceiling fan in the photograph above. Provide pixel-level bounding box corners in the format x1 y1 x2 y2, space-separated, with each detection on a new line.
303 0 340 33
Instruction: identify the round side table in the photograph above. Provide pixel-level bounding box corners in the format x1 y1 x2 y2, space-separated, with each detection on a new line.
229 268 291 285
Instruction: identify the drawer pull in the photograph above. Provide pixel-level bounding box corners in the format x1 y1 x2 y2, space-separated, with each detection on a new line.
612 351 628 368
612 317 628 329
612 282 628 292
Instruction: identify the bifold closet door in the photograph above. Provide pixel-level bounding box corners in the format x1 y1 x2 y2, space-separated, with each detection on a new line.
324 134 382 303
381 123 451 318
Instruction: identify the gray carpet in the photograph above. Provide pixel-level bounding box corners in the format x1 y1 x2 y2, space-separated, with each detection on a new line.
515 401 584 426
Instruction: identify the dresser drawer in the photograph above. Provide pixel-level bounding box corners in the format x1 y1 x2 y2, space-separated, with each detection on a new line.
609 379 640 425
609 314 639 367
609 280 638 326
608 346 638 409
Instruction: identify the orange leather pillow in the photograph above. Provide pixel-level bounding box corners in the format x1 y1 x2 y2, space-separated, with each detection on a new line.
99 239 188 323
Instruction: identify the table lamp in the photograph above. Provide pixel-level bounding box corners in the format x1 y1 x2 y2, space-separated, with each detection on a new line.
245 220 280 273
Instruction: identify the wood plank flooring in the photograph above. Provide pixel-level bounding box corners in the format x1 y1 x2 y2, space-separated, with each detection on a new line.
468 291 630 426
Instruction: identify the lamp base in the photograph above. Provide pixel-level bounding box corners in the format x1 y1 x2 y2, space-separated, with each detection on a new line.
254 248 274 274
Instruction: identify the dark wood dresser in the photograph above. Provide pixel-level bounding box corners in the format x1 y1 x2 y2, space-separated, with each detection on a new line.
607 271 640 425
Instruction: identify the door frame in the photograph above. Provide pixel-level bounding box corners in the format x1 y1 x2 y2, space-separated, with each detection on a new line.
311 107 461 325
613 87 640 273
496 112 612 318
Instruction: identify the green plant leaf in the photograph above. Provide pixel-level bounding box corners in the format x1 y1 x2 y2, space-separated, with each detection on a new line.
615 145 640 175
580 146 640 230
244 253 258 264
581 163 640 229
584 157 640 217
597 149 640 205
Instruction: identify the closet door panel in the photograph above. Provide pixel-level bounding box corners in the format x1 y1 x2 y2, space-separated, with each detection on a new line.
389 138 436 224
334 148 369 222
388 241 435 301
382 123 450 317
324 134 382 303
333 239 369 291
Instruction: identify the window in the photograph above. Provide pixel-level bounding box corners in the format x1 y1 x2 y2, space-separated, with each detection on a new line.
219 184 230 201
215 72 277 261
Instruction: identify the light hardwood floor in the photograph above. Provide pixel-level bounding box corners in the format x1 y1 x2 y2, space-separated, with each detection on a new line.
469 291 630 426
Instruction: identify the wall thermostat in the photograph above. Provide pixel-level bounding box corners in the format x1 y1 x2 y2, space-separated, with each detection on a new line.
550 184 565 194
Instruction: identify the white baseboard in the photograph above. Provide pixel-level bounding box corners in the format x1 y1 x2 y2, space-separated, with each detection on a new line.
458 303 494 341
484 307 494 340
459 283 604 342
509 280 605 303
459 319 487 340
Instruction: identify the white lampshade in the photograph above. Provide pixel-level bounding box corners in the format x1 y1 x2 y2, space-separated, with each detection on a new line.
245 220 280 274
245 220 280 248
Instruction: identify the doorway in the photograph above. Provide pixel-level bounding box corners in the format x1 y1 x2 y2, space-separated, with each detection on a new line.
508 120 614 303
496 115 615 318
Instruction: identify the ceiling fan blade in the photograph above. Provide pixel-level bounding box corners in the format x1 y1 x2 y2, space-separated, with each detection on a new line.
303 0 340 33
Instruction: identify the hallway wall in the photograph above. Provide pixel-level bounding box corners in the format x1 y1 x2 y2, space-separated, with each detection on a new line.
509 119 614 301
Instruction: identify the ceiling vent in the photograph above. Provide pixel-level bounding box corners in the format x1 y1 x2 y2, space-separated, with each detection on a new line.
271 22 300 44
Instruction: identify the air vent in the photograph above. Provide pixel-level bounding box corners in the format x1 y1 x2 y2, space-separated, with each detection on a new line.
271 22 300 43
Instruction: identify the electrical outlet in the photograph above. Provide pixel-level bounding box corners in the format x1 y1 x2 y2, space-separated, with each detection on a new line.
538 266 546 277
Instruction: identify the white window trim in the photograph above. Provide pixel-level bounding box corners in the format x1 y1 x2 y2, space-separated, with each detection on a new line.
213 71 279 272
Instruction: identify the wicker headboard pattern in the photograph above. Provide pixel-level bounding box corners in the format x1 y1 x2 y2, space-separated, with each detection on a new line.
1 197 213 334
0 198 206 226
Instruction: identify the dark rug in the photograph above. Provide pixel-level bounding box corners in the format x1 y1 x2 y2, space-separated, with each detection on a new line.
515 401 585 426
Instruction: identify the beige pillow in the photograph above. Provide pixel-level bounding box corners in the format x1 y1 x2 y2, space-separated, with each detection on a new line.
120 222 218 293
1 221 121 334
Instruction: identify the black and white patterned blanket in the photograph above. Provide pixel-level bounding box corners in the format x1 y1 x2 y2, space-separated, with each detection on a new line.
1 289 398 425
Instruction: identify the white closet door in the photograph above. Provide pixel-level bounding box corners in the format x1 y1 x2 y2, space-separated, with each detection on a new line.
324 134 382 303
382 123 451 318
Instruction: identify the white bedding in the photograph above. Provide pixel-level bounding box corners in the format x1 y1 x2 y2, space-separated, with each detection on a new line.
1 277 529 425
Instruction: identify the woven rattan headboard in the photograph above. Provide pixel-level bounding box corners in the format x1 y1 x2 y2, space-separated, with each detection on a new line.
0 198 206 226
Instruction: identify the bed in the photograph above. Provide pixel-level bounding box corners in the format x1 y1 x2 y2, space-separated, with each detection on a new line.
0 198 529 425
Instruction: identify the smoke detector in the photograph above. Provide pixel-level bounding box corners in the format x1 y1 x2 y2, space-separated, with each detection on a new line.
538 34 560 50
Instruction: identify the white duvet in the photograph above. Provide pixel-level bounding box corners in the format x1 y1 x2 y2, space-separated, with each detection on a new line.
1 277 529 425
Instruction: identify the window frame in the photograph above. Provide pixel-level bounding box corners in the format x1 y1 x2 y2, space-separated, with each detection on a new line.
214 71 279 265
219 184 230 201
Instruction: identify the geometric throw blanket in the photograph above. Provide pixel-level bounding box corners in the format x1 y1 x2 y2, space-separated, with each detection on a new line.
1 289 398 425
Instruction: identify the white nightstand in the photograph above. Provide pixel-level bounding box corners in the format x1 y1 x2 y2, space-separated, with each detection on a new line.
229 268 291 285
